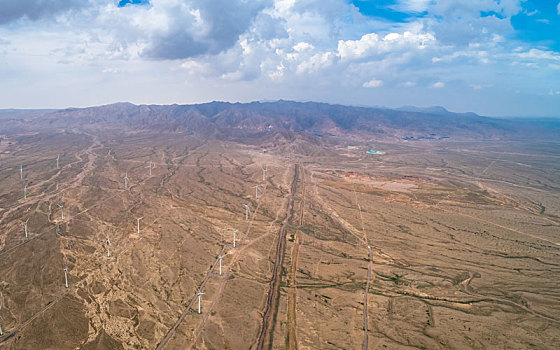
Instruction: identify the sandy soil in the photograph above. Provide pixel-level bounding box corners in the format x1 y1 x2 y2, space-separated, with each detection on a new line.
0 130 558 349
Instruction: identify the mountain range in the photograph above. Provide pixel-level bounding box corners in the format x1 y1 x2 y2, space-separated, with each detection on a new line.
0 101 557 140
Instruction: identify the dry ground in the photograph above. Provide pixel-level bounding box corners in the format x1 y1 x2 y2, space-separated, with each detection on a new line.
0 130 558 349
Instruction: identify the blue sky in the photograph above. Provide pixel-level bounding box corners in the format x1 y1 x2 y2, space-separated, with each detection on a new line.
0 0 558 117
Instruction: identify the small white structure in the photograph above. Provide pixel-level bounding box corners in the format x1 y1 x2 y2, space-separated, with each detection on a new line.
106 233 111 257
197 291 204 314
24 218 29 239
137 217 143 235
64 267 69 288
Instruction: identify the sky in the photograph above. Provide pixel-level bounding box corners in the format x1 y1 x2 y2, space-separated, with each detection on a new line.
0 0 559 117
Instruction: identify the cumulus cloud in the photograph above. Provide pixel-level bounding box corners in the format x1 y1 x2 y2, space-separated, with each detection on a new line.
363 79 383 88
558 2 560 15
426 0 524 46
0 0 84 24
337 30 435 60
142 0 272 60
517 49 560 61
0 0 558 116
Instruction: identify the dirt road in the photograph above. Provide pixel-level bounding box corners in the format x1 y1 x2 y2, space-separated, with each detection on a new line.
256 163 299 350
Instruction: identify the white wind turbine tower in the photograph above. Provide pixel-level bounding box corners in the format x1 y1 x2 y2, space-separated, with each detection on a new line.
0 293 3 336
262 166 267 181
137 217 143 235
254 185 259 199
20 164 23 181
58 204 64 220
64 267 69 288
56 154 60 169
106 232 111 257
124 172 129 190
24 218 29 239
23 185 27 200
243 204 249 221
197 291 204 314
219 254 223 275
146 162 152 176
0 294 4 336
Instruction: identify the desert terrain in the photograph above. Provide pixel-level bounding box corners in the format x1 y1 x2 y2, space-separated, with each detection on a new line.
0 103 559 349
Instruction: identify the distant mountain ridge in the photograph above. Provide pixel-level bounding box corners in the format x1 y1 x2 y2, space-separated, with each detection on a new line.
1 101 556 140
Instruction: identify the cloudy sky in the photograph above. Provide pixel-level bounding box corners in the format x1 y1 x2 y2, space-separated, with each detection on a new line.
0 0 559 117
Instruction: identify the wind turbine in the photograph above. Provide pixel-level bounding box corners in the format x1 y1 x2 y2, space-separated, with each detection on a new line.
262 166 267 181
20 164 23 181
64 267 69 288
137 217 143 234
24 218 29 239
219 254 223 275
243 204 249 221
197 291 204 314
0 295 3 335
254 185 259 199
23 185 27 200
146 162 152 176
56 154 60 169
124 172 129 190
106 232 111 257
0 295 3 336
233 230 237 248
58 204 64 220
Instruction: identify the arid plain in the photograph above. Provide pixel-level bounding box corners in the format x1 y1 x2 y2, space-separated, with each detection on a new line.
0 112 559 349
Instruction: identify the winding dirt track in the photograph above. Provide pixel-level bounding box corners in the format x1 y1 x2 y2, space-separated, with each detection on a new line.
287 166 304 350
157 175 271 350
154 245 227 350
0 133 101 343
256 163 299 350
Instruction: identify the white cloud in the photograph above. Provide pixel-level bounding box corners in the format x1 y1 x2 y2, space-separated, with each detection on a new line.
293 42 313 52
517 49 560 62
525 9 539 16
0 0 558 117
363 79 383 88
337 30 435 60
296 52 335 74
393 0 432 13
432 50 490 64
557 2 560 15
102 67 123 74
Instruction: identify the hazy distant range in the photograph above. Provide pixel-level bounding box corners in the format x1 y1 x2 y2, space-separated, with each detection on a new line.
0 101 558 140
